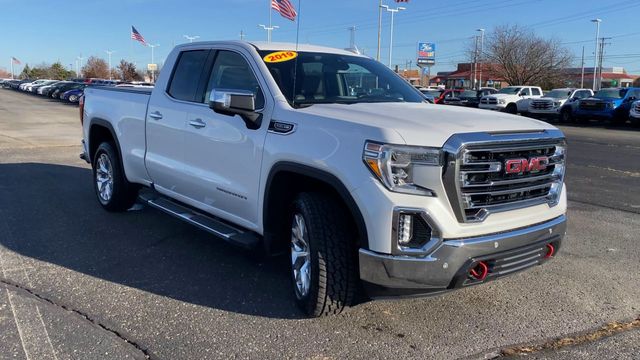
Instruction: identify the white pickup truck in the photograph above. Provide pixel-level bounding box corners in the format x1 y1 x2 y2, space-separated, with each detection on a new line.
479 85 543 114
80 41 567 317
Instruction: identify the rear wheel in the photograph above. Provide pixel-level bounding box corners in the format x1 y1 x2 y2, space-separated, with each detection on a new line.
505 103 518 114
92 142 138 212
289 193 358 317
610 111 628 126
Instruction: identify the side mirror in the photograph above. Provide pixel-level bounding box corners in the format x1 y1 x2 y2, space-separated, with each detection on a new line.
209 89 261 129
626 96 637 102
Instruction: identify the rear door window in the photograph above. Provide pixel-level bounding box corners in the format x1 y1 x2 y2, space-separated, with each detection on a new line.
531 88 541 96
167 50 210 102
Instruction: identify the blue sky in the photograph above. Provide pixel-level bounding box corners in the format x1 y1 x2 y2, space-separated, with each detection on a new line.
1 0 640 76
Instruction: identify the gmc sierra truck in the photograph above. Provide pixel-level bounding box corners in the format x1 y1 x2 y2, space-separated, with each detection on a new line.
80 41 567 317
528 88 593 121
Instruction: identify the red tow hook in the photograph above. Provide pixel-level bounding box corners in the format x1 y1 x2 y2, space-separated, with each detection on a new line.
545 243 555 258
469 261 489 281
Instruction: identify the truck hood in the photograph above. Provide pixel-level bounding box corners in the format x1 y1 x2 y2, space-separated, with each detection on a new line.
298 102 556 146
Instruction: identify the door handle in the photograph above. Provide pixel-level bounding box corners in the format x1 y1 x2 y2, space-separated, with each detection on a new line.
189 118 206 128
149 111 163 120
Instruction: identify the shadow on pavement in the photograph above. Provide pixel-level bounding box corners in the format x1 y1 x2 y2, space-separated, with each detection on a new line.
0 162 301 319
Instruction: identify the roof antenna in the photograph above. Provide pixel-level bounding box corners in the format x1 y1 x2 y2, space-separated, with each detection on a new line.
291 0 302 108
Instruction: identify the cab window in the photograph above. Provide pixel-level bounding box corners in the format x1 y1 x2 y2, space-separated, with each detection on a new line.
167 50 210 102
204 50 265 109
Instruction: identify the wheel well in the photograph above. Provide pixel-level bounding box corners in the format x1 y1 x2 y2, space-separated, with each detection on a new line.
263 167 367 255
88 123 115 162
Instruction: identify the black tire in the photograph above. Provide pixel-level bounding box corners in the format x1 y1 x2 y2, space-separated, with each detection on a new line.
630 116 640 128
505 103 518 114
289 192 358 317
560 108 573 123
610 111 628 126
92 142 138 212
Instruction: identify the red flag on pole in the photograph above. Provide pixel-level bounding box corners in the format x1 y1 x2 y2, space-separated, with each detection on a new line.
11 57 21 64
271 0 297 21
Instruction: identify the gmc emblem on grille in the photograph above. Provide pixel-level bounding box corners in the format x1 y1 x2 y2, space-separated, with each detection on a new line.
504 156 549 174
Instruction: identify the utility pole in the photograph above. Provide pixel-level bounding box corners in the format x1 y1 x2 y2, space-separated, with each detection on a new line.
77 55 84 78
105 50 115 80
580 46 585 88
239 30 246 40
476 28 485 89
183 35 200 43
259 1 278 43
381 4 406 68
376 0 383 61
597 37 611 90
591 19 601 91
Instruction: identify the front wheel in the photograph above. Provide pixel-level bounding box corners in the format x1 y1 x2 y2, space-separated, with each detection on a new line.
505 103 518 114
92 142 138 212
560 108 573 123
289 193 358 317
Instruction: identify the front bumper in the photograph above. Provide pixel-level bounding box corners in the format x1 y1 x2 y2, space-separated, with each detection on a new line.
478 104 506 111
529 108 561 116
574 109 614 120
359 215 566 297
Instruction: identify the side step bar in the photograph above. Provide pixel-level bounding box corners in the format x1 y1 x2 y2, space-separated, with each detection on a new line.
138 190 260 250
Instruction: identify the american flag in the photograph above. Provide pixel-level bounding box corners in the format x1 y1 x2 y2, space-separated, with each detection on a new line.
11 57 21 65
131 26 148 46
271 0 297 21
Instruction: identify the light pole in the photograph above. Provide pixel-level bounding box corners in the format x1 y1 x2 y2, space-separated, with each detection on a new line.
381 4 405 68
77 55 84 78
149 44 159 82
105 50 115 80
591 19 601 91
476 28 485 89
376 0 383 61
183 35 200 43
258 24 279 43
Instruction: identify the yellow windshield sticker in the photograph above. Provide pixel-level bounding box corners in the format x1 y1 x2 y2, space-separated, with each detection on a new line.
263 51 298 63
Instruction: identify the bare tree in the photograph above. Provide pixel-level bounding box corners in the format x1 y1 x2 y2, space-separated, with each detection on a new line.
82 56 110 79
480 25 573 87
116 60 143 81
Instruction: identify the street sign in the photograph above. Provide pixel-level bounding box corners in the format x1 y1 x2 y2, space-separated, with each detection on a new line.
147 63 158 71
417 42 435 66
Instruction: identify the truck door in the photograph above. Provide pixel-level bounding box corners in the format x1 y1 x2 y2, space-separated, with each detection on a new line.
180 49 271 228
517 88 533 111
145 49 211 196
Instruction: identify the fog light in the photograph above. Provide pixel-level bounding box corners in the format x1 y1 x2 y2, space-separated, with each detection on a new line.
397 214 413 245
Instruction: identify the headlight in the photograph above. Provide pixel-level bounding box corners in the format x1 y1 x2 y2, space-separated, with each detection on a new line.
606 102 615 109
498 99 506 104
363 142 440 196
553 101 561 107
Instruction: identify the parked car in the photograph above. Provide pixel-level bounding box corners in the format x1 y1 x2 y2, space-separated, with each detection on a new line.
23 79 52 92
61 87 85 103
81 41 567 317
51 83 85 99
528 88 593 121
629 100 640 126
41 81 73 97
31 80 60 94
443 88 498 108
573 87 640 125
479 86 543 114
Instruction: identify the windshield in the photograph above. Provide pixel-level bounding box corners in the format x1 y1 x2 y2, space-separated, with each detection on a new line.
422 89 442 97
595 88 627 99
460 90 477 97
545 90 572 99
497 87 521 94
259 51 424 106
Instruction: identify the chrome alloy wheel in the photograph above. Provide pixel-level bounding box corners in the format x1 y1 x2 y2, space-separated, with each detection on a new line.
95 153 114 202
291 213 311 299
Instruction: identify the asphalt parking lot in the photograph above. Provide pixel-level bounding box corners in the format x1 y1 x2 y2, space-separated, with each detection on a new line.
0 89 638 359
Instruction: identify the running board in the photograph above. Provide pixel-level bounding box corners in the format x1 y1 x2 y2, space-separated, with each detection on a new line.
138 190 260 250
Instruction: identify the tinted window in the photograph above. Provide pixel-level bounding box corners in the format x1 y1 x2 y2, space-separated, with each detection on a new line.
576 90 591 99
531 88 541 96
168 50 209 102
204 51 264 108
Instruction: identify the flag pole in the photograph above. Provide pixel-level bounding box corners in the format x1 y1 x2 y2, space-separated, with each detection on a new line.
291 0 302 107
376 0 382 62
269 0 272 42
10 58 14 79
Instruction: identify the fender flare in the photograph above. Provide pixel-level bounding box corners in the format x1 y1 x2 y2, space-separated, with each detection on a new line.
263 162 369 250
87 118 123 165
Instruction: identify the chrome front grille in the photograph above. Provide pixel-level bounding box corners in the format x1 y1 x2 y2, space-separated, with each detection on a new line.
634 103 640 112
443 131 566 223
530 100 553 110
